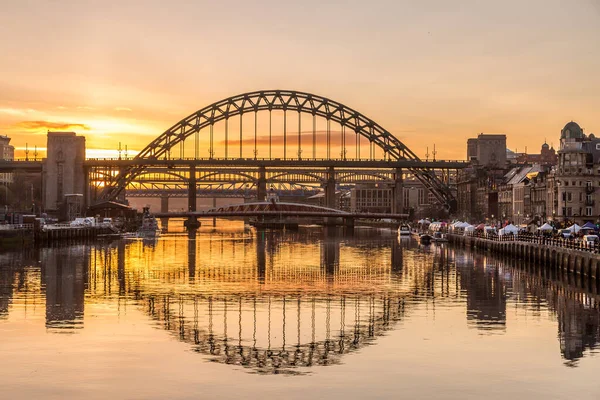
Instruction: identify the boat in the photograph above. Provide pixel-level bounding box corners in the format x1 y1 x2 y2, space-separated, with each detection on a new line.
419 234 432 245
432 231 448 243
137 207 161 238
398 223 411 236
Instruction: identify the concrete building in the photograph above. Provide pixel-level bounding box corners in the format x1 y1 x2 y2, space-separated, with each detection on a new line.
350 184 392 213
0 135 15 185
42 132 86 214
466 134 507 168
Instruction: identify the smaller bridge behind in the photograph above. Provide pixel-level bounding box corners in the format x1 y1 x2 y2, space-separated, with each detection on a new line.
154 201 408 221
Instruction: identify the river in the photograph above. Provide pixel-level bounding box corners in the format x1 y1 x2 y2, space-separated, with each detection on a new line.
0 224 599 399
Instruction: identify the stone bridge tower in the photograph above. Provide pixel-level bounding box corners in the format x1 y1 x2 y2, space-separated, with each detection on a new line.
42 132 86 214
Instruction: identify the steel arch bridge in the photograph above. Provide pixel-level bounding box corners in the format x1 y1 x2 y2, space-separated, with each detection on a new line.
93 90 462 211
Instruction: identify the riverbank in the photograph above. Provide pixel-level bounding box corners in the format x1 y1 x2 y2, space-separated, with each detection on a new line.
448 233 600 281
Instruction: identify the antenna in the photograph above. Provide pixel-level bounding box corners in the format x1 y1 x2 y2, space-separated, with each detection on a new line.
425 146 429 161
118 142 122 160
125 145 128 159
25 143 29 161
432 144 437 162
34 145 38 161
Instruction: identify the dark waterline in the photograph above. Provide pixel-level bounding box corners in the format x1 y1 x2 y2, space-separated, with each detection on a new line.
1 225 599 399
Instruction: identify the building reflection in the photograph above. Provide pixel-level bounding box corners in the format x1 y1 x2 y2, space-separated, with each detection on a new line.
459 253 508 332
41 246 87 331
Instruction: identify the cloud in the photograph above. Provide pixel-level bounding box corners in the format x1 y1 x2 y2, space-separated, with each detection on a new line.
0 108 26 116
77 106 95 110
114 107 132 112
13 120 91 131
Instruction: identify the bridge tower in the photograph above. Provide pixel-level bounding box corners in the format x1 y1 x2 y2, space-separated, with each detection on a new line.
42 132 86 215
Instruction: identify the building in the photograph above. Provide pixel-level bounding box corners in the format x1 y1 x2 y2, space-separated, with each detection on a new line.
0 135 15 185
466 134 507 168
350 184 391 213
551 121 600 225
457 165 504 222
42 132 86 214
515 142 558 166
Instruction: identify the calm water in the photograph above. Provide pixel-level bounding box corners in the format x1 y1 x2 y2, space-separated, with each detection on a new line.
1 224 599 399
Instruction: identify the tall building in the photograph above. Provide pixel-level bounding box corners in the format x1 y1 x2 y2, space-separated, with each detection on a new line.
551 121 600 224
466 134 507 168
42 132 86 213
0 135 15 185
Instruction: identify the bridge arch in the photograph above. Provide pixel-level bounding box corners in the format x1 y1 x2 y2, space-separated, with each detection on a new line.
100 90 454 209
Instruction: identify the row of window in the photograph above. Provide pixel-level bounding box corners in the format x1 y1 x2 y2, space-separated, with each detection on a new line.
562 207 594 217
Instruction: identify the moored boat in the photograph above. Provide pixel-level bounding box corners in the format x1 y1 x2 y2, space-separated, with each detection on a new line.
398 223 411 236
419 234 432 245
432 231 448 243
137 207 161 238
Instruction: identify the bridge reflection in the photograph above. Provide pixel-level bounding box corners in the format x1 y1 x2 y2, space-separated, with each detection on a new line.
0 232 599 373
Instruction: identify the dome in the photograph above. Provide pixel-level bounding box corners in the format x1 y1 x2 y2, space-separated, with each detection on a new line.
590 133 596 139
541 142 549 150
561 121 583 139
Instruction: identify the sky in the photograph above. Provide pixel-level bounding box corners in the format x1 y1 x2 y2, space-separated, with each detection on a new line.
1 0 599 160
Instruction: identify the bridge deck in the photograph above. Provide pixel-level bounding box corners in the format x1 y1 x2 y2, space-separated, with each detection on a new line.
155 210 408 219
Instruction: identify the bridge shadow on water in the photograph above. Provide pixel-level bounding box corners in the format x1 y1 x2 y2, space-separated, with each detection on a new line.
0 228 599 373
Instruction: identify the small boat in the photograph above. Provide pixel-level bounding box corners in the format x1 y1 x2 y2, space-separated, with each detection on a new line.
419 234 432 245
137 207 161 238
432 231 448 243
398 223 411 236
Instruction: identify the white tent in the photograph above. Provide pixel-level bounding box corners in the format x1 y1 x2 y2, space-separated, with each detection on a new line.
538 223 553 232
464 225 476 233
417 219 430 224
567 224 581 233
499 224 519 236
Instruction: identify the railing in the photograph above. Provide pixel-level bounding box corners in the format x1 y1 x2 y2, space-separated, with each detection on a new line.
459 230 600 254
0 223 34 231
84 156 469 164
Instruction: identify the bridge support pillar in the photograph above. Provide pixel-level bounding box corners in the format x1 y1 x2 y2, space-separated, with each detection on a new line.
257 166 267 202
160 195 169 232
186 165 200 231
324 167 337 225
188 165 197 212
391 168 404 215
324 167 336 209
212 197 217 227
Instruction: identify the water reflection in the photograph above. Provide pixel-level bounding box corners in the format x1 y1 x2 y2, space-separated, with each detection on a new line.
0 227 599 374
41 246 86 331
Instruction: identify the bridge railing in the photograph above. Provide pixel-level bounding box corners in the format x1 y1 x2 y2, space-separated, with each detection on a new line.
461 231 600 254
85 156 469 164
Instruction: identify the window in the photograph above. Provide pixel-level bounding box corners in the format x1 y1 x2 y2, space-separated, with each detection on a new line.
567 192 572 201
567 207 572 216
586 207 593 216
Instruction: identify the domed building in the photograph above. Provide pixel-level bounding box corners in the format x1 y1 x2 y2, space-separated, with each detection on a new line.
549 121 600 225
560 121 584 140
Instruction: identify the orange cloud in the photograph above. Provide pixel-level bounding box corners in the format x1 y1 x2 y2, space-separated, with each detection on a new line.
13 120 91 131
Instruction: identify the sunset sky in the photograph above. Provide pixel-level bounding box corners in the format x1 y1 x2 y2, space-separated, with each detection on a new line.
1 0 599 160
